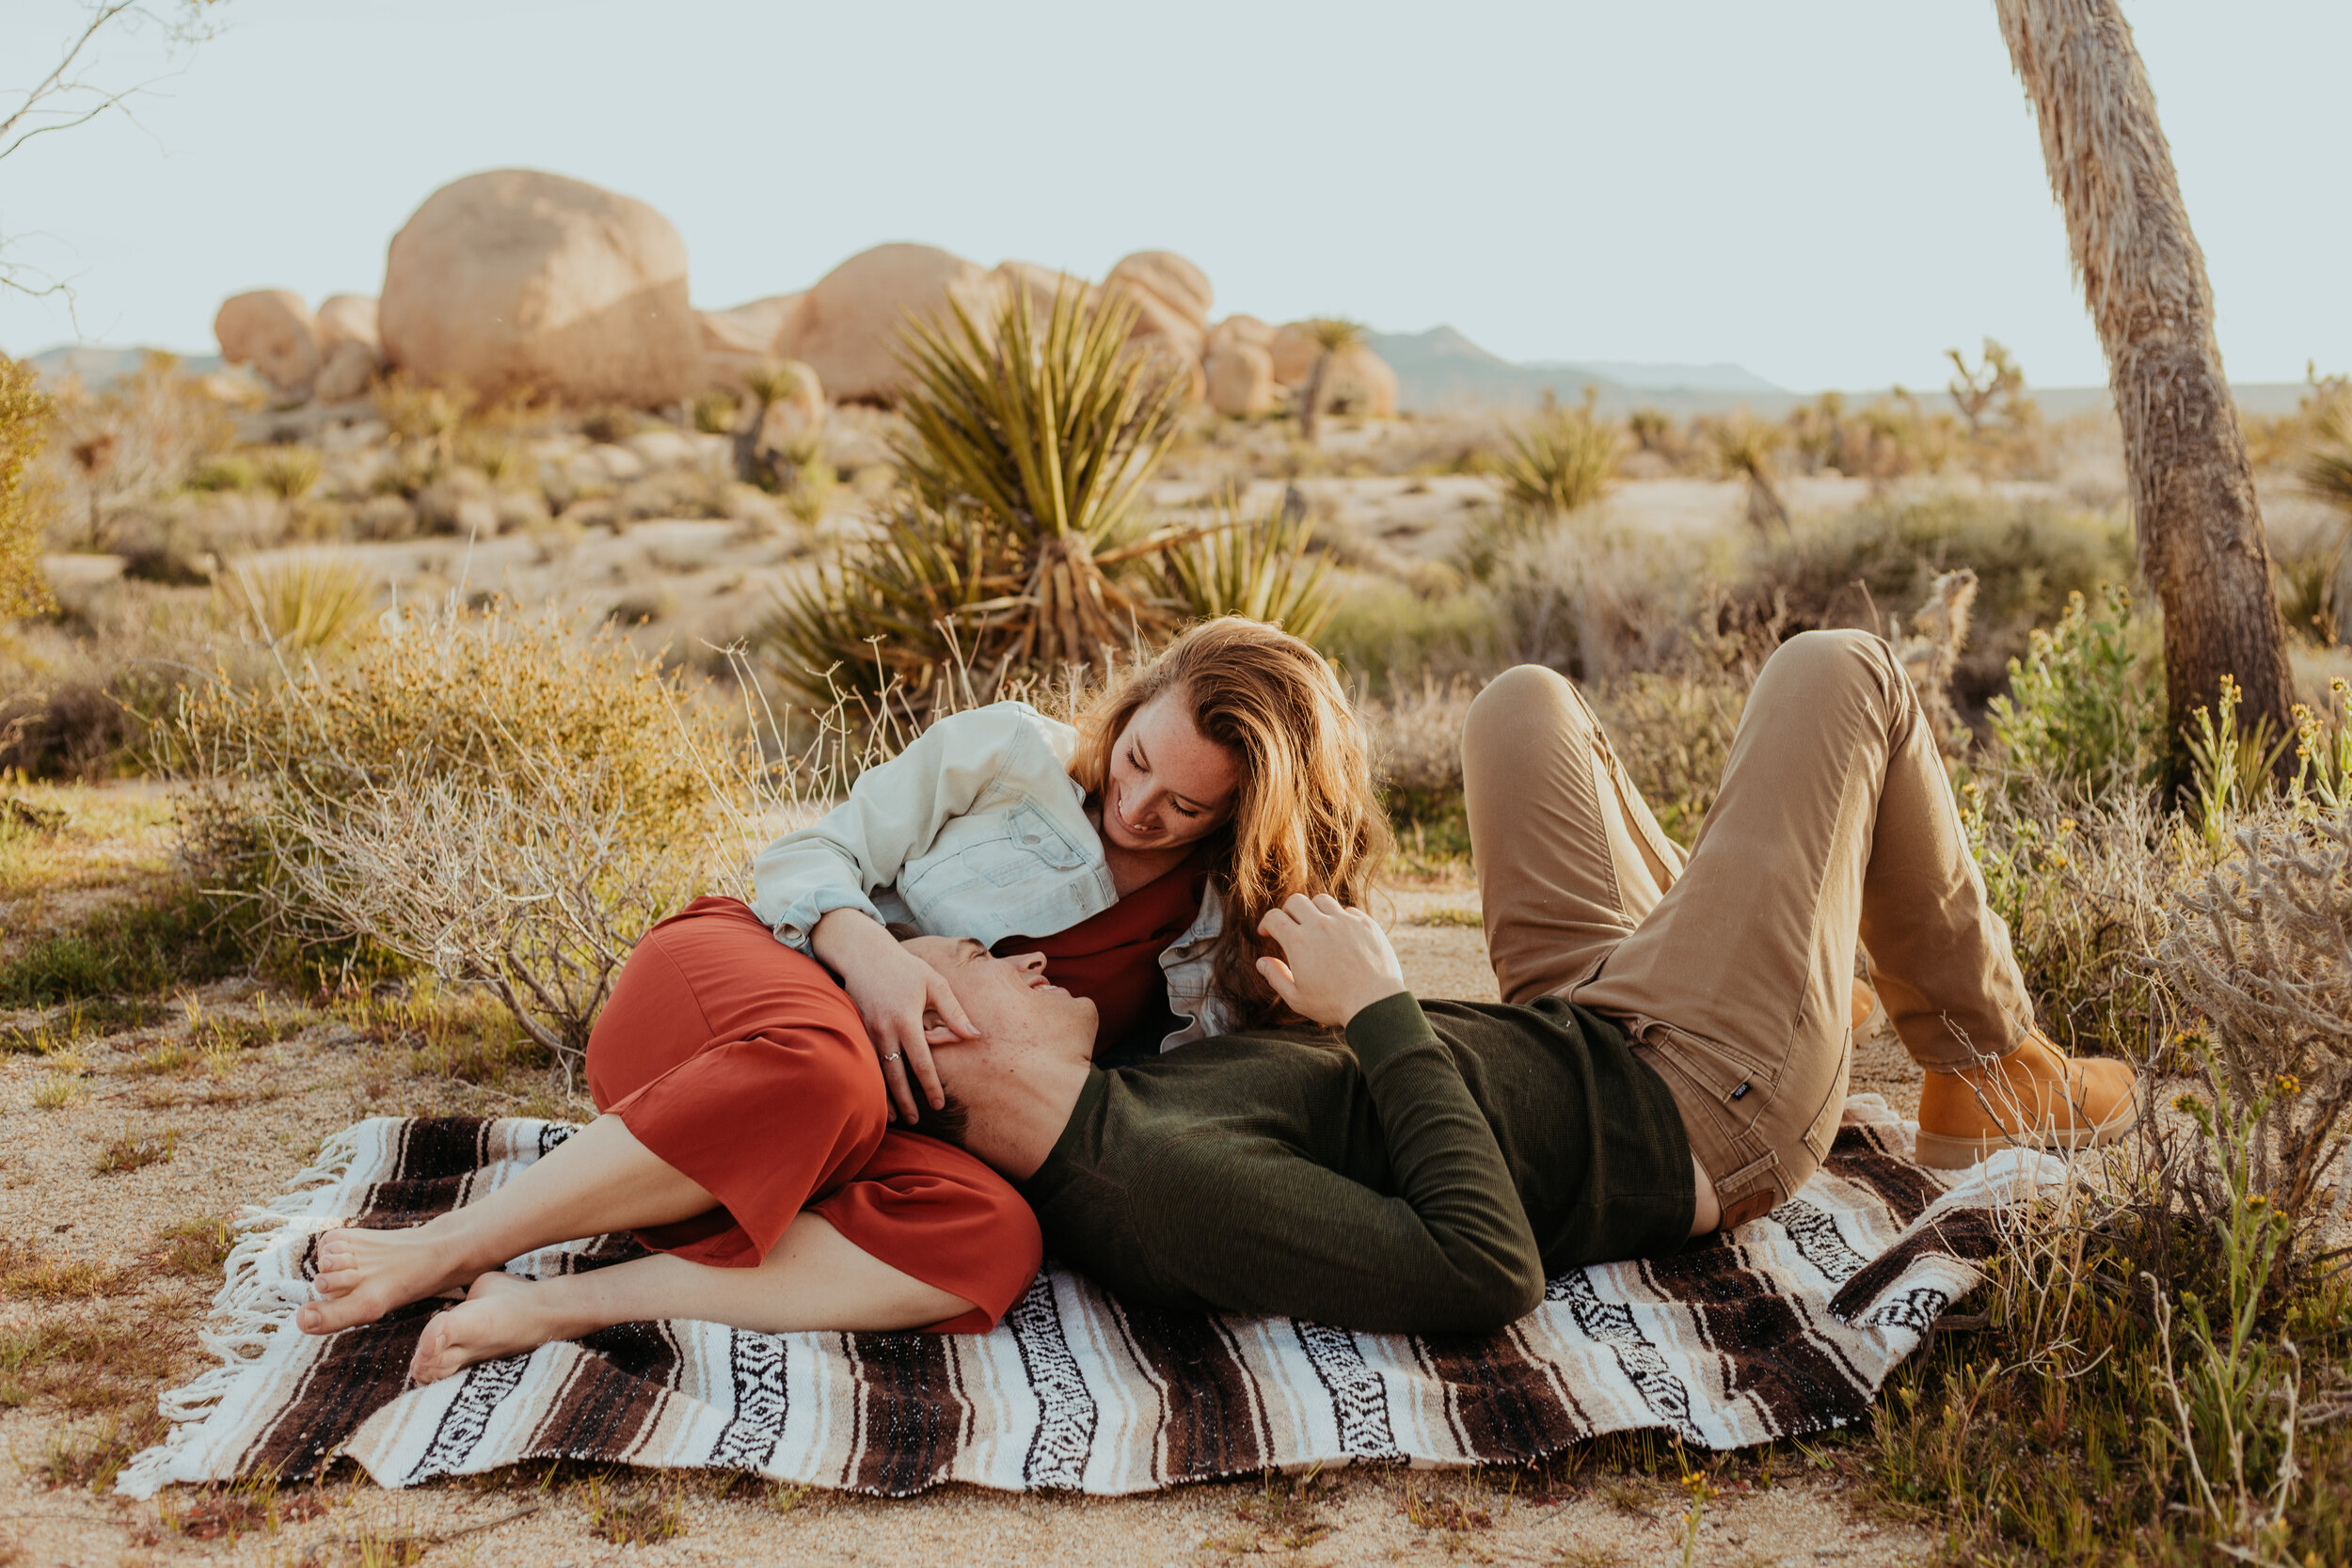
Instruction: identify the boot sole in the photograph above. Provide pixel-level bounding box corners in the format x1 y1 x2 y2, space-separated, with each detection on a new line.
1913 1082 2145 1171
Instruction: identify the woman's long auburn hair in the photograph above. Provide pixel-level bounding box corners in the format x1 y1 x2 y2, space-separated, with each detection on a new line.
1068 616 1392 1029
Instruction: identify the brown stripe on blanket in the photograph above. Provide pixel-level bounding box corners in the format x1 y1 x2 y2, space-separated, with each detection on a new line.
245 1305 436 1481
1657 1236 1875 1437
846 1333 970 1496
526 1331 678 1463
1824 1129 1946 1227
1108 1302 1271 1483
1409 1326 1589 1465
1829 1207 2002 1322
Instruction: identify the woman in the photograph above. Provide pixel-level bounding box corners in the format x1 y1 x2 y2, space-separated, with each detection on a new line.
754 615 1392 1120
295 616 1391 1376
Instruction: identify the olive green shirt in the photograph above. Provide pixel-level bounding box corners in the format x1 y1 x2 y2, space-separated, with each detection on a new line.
1019 993 1695 1335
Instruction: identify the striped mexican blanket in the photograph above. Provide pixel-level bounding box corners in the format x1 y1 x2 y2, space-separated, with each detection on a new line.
118 1097 2051 1499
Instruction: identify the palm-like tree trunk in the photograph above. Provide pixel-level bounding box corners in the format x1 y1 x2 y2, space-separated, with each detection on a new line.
1996 0 2296 781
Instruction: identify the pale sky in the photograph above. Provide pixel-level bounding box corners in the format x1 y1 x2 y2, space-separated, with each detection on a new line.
1 0 2344 392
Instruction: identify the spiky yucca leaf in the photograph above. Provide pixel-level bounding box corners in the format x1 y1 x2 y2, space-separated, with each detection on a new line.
1497 401 1621 517
765 283 1202 709
1162 495 1337 641
892 281 1185 548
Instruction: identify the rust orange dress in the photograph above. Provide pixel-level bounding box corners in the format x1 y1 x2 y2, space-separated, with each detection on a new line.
584 896 1040 1334
994 848 1214 1059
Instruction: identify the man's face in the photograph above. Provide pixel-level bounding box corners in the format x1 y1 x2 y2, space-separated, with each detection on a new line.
903 936 1100 1051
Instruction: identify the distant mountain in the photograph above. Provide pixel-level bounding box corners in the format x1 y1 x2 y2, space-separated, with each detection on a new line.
1567 359 1783 395
1364 326 1783 413
21 344 223 387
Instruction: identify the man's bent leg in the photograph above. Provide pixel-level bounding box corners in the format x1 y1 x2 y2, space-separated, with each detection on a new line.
1464 665 1687 1005
1573 631 2037 1225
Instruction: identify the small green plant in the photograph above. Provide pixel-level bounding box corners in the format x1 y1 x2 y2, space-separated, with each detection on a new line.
228 552 379 655
154 1212 235 1278
1232 1465 1332 1550
93 1121 177 1175
256 445 323 500
184 453 260 492
581 1473 684 1545
2185 674 2290 847
2153 1069 2304 1560
32 1073 84 1110
1988 584 2165 800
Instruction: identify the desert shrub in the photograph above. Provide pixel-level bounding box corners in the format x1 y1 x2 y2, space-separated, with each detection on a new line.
1317 579 1501 690
0 888 243 1006
771 285 1321 712
166 598 751 1078
1987 584 2166 800
1589 668 1753 848
1745 487 2132 713
41 353 234 550
1160 494 1336 641
1 355 56 619
1494 395 1619 519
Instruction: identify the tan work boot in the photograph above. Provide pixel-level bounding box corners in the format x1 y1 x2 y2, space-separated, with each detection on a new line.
1914 1031 2140 1170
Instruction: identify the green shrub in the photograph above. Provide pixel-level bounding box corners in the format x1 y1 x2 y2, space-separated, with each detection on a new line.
0 355 55 619
1494 397 1619 519
1987 584 2166 800
1747 489 2133 712
166 599 746 1075
0 889 243 1006
1318 579 1500 689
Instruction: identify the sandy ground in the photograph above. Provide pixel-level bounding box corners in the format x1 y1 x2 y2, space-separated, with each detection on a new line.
0 784 1941 1567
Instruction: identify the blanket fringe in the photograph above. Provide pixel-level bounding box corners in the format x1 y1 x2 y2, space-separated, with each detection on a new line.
117 1119 396 1499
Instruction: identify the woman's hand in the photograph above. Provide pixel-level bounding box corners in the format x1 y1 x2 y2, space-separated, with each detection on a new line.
810 909 977 1120
1255 893 1407 1029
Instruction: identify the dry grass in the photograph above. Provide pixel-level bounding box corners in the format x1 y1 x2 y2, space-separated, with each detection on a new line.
92 1120 177 1175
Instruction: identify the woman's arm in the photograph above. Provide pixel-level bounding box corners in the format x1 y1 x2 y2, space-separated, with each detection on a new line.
750 705 1061 947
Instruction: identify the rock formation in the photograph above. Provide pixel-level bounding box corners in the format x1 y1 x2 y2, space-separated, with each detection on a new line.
214 290 321 399
378 169 703 405
1204 341 1277 417
699 293 806 386
782 243 997 404
313 293 382 401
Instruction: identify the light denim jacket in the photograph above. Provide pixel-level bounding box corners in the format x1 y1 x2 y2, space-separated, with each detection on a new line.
750 702 1232 1051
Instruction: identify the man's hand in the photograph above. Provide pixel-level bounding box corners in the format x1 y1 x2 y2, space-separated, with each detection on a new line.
1256 893 1407 1028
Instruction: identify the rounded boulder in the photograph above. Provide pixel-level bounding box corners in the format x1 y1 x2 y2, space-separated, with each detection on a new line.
1204 341 1276 418
379 169 702 406
782 243 994 404
214 290 321 398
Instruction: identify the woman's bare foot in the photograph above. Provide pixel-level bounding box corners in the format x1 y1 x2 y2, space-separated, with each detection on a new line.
409 1272 553 1385
296 1225 484 1336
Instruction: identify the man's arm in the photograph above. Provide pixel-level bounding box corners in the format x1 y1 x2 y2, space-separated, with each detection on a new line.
1125 896 1544 1333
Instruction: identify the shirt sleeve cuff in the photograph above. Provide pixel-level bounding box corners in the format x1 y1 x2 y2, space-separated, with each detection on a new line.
755 888 885 952
1344 991 1436 1072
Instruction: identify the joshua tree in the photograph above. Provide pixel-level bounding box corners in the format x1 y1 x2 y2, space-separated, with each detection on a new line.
1946 339 2027 436
1709 414 1790 534
1997 0 2297 782
1296 318 1366 444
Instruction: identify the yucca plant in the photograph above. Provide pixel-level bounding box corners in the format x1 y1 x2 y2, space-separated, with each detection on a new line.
1709 414 1790 533
1496 394 1621 518
768 282 1198 706
1162 493 1337 641
229 552 378 655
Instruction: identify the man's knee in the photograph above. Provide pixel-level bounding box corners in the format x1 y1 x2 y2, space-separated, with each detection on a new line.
1758 629 1904 713
1466 665 1594 759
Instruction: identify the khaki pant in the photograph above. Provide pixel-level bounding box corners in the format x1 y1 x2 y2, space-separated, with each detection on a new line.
1463 631 2035 1227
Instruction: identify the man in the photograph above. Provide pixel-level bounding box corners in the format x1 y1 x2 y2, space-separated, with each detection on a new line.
910 631 2139 1335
